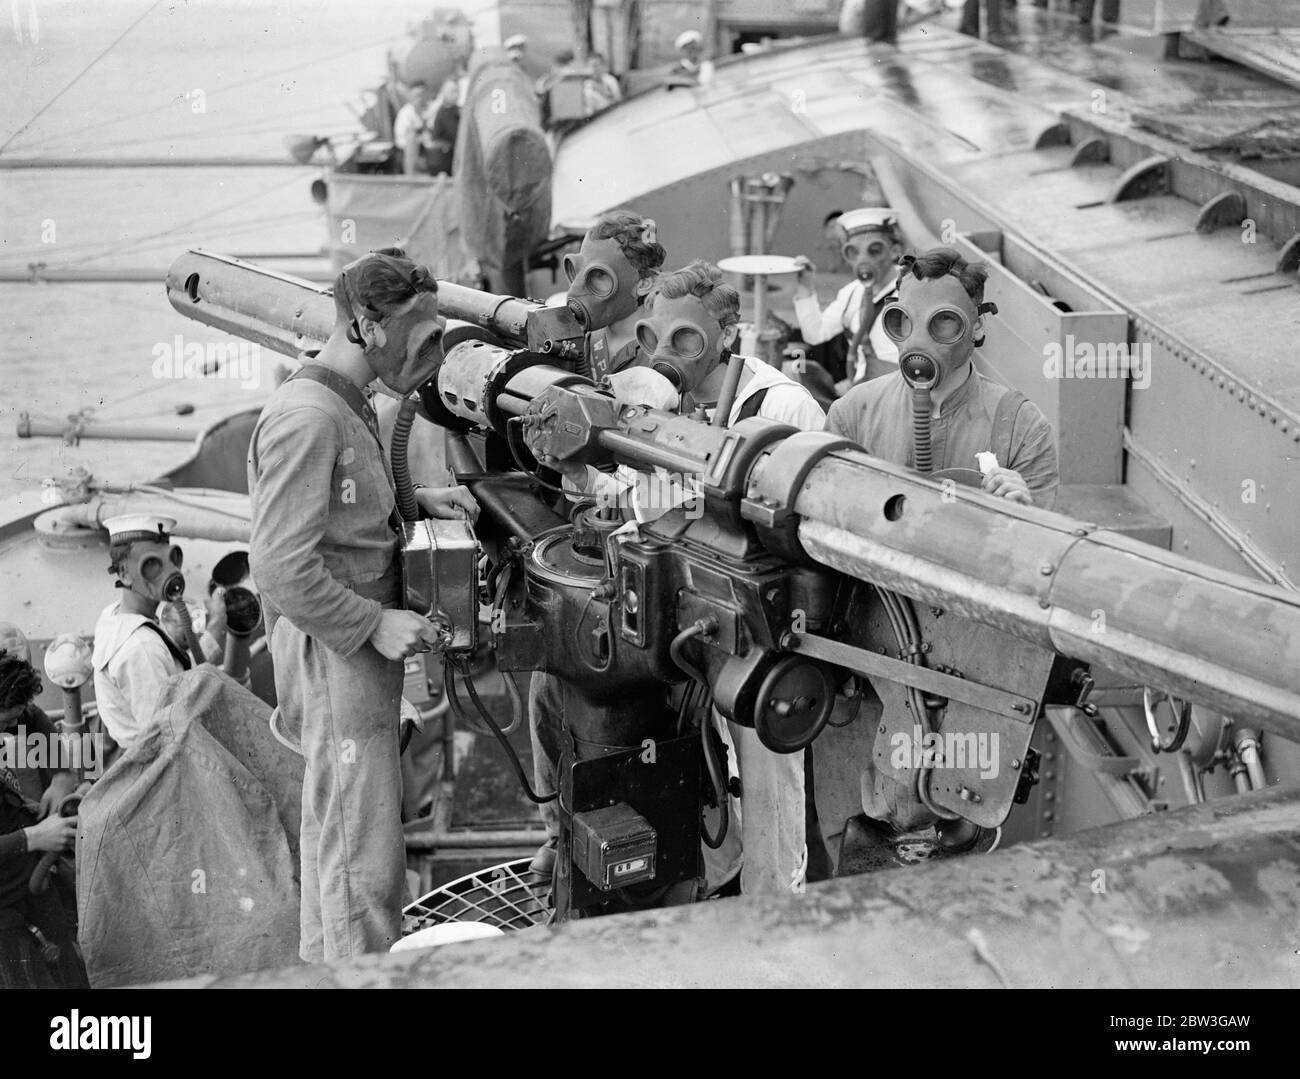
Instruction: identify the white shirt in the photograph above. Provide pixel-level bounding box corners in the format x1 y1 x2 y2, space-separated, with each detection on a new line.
793 276 900 380
92 602 186 752
393 102 432 151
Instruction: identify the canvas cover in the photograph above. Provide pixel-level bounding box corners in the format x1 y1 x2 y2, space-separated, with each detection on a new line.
328 172 479 281
76 666 304 987
455 48 553 279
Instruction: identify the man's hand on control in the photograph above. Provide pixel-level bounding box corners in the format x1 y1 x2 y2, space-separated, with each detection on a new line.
793 256 817 297
370 610 447 661
982 466 1032 505
415 484 480 523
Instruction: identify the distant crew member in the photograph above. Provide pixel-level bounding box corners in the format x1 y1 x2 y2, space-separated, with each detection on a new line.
426 77 461 176
393 80 436 176
583 52 622 116
248 248 479 961
793 207 906 389
668 31 714 87
92 515 226 756
504 33 529 68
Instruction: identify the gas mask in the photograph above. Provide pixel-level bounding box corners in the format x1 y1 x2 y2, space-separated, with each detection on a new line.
339 255 446 395
880 273 996 473
840 232 897 287
563 236 642 331
634 293 732 398
118 539 187 603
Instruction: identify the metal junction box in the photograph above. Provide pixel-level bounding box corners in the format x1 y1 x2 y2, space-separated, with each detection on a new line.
571 803 658 891
401 518 481 652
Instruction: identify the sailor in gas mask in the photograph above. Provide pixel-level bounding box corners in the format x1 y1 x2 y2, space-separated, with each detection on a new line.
92 515 226 754
248 247 478 962
826 247 1059 507
640 261 825 897
818 249 1059 871
563 209 666 381
792 207 906 390
522 212 669 883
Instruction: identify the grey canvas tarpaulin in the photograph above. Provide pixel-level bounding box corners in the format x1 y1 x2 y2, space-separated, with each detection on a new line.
76 667 303 987
327 172 479 280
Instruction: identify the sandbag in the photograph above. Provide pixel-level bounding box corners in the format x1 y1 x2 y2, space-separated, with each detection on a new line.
76 666 302 987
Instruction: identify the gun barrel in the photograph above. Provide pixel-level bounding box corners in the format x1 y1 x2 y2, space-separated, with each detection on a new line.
164 250 559 355
772 448 1300 738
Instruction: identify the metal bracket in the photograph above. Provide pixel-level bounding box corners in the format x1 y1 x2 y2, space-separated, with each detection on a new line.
1195 190 1245 233
1033 122 1071 149
781 632 1037 722
1277 234 1300 276
1108 155 1170 202
1068 137 1109 166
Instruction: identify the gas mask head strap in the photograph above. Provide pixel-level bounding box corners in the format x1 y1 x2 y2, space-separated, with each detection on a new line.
339 252 438 346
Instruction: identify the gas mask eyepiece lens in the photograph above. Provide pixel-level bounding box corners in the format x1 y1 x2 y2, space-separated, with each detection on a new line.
634 323 659 354
842 239 887 262
562 254 579 284
928 309 968 344
584 267 615 297
881 305 911 342
669 326 706 359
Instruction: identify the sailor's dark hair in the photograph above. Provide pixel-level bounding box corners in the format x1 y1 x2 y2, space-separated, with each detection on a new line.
901 247 989 303
647 260 740 330
0 649 41 710
587 209 666 281
332 246 438 330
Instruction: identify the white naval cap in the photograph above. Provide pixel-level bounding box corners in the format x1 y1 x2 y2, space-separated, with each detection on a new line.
835 207 900 240
102 514 178 544
675 30 703 50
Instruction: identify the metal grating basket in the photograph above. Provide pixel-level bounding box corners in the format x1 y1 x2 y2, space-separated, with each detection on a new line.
402 858 551 934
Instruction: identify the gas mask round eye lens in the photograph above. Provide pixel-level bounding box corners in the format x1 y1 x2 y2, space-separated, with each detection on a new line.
584 267 615 297
139 556 165 582
635 324 659 354
843 243 859 261
865 240 887 258
928 310 967 344
881 306 911 342
562 254 579 284
669 326 706 358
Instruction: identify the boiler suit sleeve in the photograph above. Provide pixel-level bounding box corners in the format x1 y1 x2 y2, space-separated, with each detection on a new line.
792 283 851 346
249 404 383 658
1008 404 1060 511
